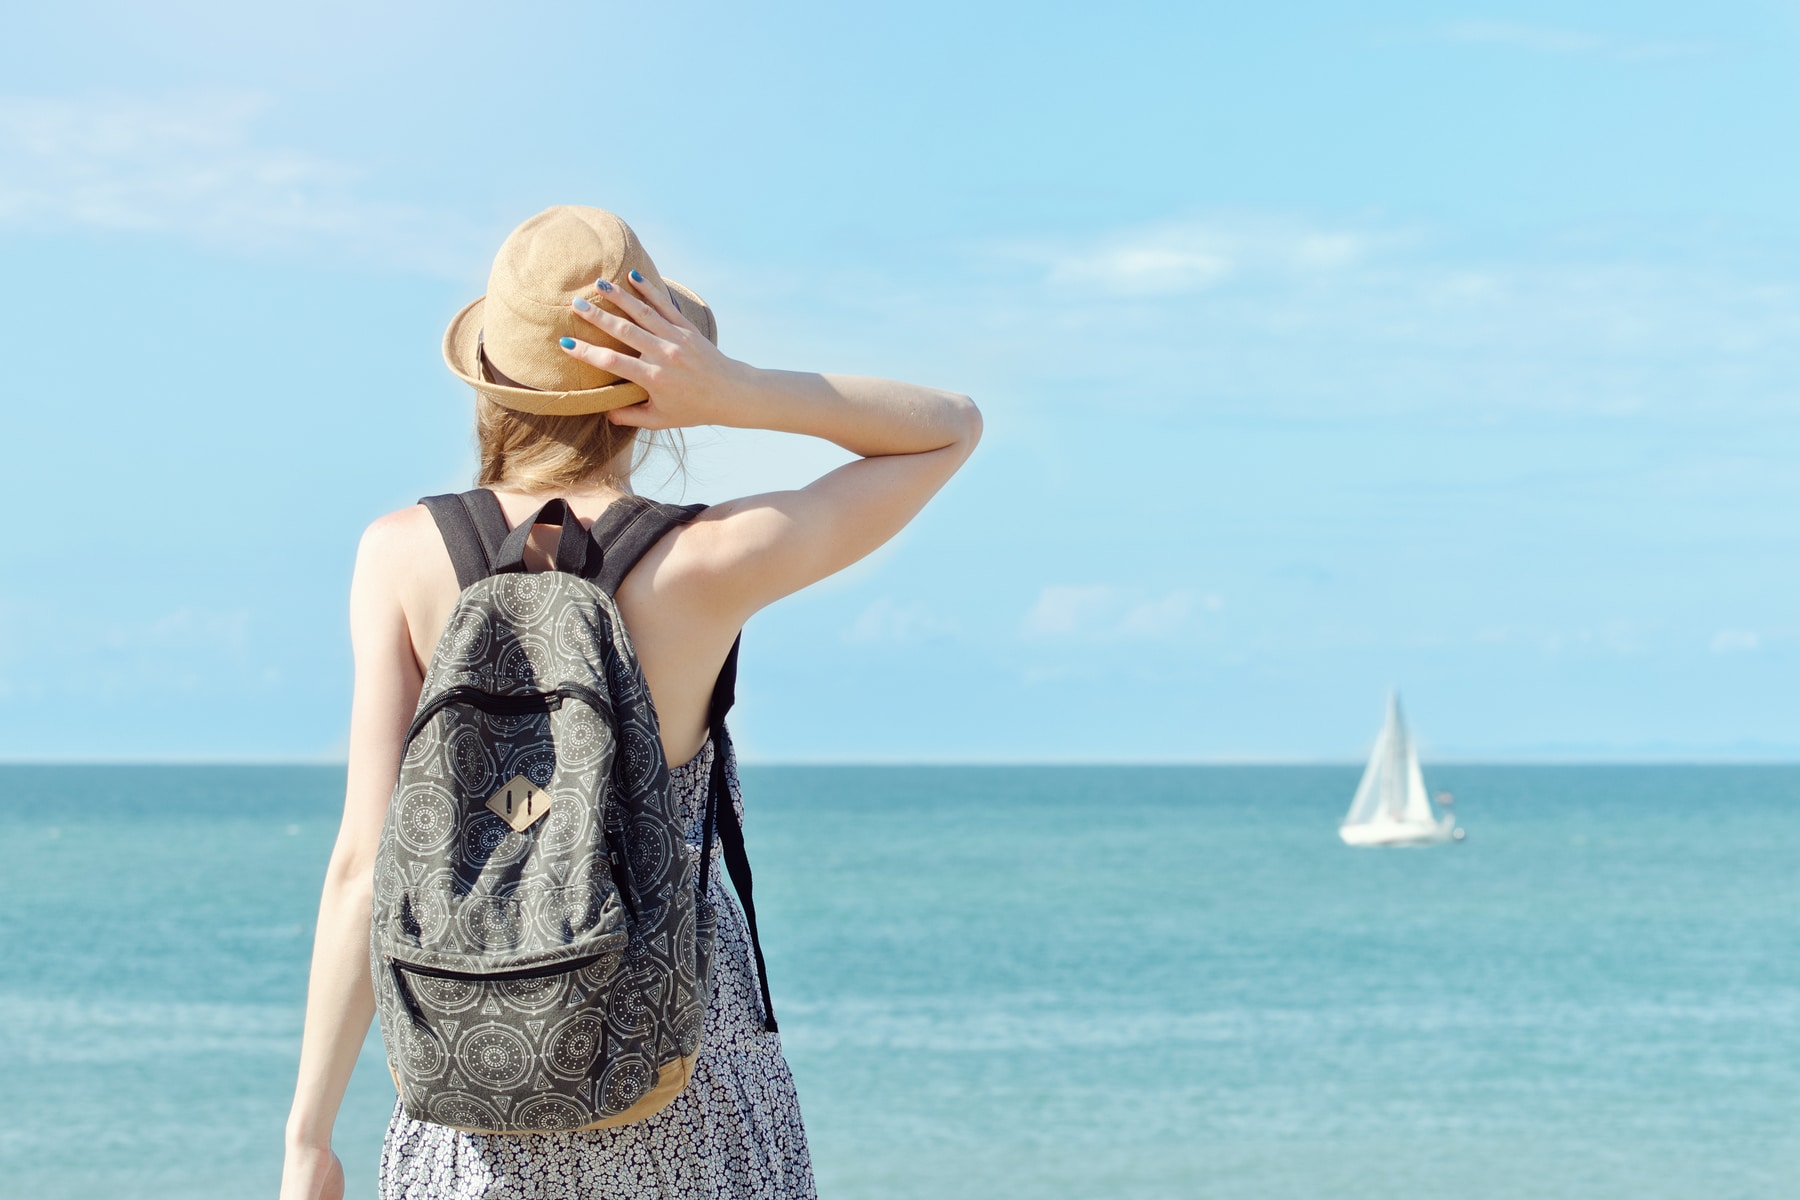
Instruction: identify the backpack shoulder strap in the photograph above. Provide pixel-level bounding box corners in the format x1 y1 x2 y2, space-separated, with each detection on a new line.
584 496 778 1029
694 637 777 1032
419 488 513 591
587 497 708 595
582 495 776 1027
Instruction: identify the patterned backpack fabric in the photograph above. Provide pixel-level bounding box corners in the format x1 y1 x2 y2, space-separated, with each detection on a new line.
370 489 776 1135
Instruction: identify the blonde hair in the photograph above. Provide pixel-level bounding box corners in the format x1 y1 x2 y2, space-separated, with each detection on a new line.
474 394 686 492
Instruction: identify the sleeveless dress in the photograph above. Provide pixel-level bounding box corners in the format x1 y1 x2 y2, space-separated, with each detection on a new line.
378 736 817 1200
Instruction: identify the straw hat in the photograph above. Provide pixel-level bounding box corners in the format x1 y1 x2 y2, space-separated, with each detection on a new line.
443 206 717 415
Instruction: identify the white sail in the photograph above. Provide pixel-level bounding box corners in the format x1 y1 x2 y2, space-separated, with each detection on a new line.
1400 722 1434 825
1340 693 1460 846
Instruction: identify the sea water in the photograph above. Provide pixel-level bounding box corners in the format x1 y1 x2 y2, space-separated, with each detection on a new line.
1 764 1795 1199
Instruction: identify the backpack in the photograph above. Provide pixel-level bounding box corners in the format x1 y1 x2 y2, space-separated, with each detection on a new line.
370 488 776 1134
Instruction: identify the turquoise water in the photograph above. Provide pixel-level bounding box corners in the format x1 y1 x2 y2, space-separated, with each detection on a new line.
1 765 1796 1198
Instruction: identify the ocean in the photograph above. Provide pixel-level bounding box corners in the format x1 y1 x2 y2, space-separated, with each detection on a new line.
1 764 1795 1198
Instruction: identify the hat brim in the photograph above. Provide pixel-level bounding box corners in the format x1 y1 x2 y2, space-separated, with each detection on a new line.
442 277 716 416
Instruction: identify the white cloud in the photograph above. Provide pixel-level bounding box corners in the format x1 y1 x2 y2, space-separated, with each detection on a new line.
1022 585 1116 637
0 92 484 275
1710 629 1761 654
1023 585 1219 642
844 597 960 644
1439 21 1712 61
1029 216 1381 297
1092 245 1232 294
970 210 1800 422
1116 591 1195 638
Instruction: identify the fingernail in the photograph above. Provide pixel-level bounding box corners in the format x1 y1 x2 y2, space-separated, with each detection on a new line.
629 269 644 283
572 296 592 312
595 278 614 292
559 337 576 350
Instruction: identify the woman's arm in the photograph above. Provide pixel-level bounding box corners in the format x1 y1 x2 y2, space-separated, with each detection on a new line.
280 516 423 1200
562 277 983 618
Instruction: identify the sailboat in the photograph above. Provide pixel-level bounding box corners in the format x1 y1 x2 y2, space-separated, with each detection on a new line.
1339 694 1463 847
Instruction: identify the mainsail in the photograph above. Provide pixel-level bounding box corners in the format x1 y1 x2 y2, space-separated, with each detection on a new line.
1340 694 1459 846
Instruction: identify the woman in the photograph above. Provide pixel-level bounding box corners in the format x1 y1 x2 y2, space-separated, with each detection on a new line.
279 207 981 1200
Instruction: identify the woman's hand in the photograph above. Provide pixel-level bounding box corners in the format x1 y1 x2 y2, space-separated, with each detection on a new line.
559 272 751 430
279 1142 344 1200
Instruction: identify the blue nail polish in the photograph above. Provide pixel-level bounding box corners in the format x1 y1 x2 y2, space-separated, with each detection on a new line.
572 296 592 312
595 279 614 292
629 269 644 283
559 337 576 350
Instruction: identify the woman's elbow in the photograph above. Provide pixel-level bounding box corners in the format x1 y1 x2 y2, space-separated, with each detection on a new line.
948 393 983 457
321 844 377 904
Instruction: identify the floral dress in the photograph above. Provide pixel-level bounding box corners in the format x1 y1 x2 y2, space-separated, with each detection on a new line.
378 737 816 1199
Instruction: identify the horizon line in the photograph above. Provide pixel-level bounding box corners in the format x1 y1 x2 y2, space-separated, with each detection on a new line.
4 755 1800 768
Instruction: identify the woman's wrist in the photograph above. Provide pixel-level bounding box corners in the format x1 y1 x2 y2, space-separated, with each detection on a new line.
710 367 975 458
713 365 860 440
285 1110 334 1151
708 362 791 431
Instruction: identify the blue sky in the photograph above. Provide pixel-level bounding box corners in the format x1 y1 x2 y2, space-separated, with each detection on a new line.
1 0 1796 761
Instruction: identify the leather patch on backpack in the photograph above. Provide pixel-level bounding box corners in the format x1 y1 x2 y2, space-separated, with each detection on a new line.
486 775 553 832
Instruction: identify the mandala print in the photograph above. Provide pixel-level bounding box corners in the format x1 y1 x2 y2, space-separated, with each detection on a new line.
396 785 458 855
379 740 816 1199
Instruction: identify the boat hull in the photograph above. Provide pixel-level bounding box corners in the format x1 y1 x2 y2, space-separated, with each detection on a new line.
1339 817 1461 847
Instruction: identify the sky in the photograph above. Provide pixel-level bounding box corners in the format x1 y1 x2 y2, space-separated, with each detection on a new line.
1 0 1796 762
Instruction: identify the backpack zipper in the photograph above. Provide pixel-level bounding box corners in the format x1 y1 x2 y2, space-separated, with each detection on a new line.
384 940 624 1028
386 949 615 1029
385 946 617 983
405 683 611 744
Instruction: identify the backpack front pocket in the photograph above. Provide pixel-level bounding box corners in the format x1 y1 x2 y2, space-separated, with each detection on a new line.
383 931 633 1131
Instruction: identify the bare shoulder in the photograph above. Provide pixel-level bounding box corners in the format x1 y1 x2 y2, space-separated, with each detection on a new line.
362 502 438 545
355 505 446 572
651 472 915 621
665 494 792 563
349 504 462 675
352 504 457 607
645 496 788 593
